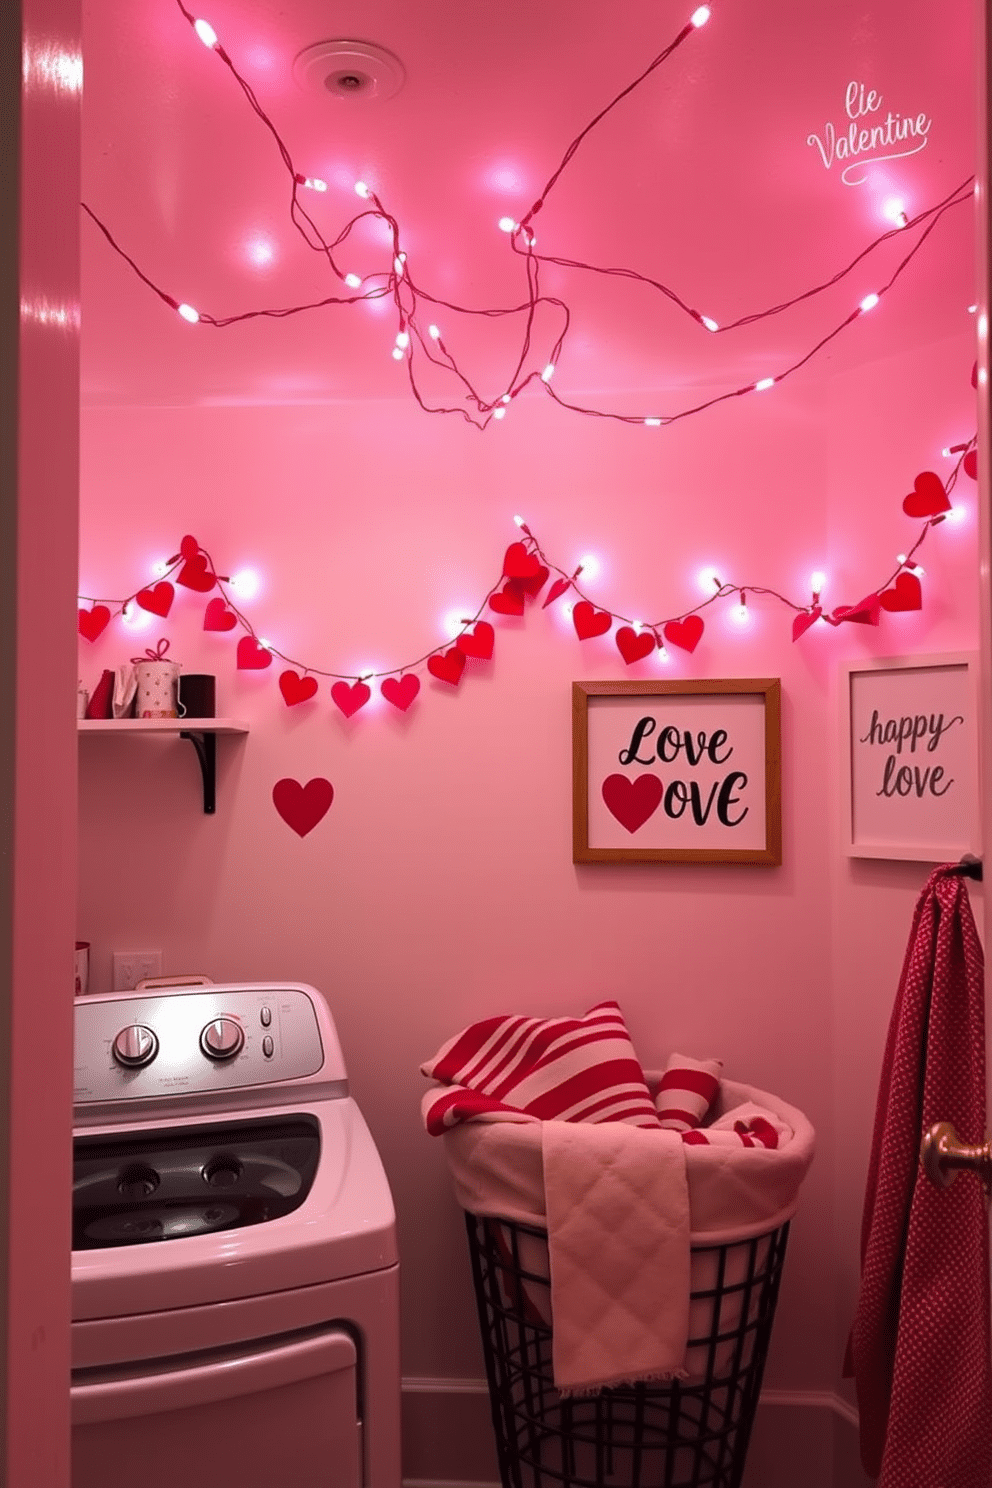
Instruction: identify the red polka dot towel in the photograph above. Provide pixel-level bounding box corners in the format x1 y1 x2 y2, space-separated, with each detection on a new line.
846 868 992 1488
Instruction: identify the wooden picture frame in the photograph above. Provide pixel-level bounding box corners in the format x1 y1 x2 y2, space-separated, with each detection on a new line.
841 652 979 862
572 679 782 864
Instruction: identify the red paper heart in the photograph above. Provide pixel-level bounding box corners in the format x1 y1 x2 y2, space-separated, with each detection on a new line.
279 670 318 707
972 360 978 390
879 572 923 612
543 576 573 609
792 607 822 642
176 552 215 593
204 597 237 631
381 673 420 711
830 594 881 627
510 565 549 598
237 635 273 669
602 773 663 834
663 615 704 653
489 584 525 616
456 621 495 659
78 605 110 642
136 582 174 618
502 541 541 580
180 534 200 560
964 449 977 481
615 626 657 664
902 471 950 518
572 601 612 640
331 680 371 718
272 777 334 838
427 648 467 686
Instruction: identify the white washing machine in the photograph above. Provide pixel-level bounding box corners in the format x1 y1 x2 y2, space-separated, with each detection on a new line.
71 982 401 1488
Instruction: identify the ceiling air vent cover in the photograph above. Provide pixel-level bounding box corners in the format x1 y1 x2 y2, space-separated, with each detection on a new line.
293 40 405 101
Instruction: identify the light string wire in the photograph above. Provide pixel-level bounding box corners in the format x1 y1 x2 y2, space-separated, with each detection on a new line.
78 1 974 432
78 440 974 689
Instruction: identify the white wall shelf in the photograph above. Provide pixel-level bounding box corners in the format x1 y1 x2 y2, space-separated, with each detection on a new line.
78 719 249 813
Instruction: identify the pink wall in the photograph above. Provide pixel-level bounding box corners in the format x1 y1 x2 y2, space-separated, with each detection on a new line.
77 320 978 1431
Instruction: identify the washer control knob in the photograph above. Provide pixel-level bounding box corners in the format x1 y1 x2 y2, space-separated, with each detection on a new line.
200 1017 244 1061
202 1156 242 1189
112 1024 159 1068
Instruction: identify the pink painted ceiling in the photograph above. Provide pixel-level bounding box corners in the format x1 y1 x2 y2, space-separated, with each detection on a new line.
80 0 977 414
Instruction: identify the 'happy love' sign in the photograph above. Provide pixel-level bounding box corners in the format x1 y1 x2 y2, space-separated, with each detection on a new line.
573 680 782 865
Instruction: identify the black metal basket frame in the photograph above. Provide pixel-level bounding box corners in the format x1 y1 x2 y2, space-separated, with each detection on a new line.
465 1211 790 1488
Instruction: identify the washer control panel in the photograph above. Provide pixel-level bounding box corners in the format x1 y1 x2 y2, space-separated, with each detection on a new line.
74 984 341 1108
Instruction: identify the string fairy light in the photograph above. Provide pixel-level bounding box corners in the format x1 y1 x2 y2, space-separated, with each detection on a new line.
79 0 975 432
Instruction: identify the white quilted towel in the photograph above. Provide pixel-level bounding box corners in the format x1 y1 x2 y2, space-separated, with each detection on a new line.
541 1120 690 1395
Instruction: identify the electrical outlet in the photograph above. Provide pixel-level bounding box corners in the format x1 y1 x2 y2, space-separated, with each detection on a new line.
112 950 163 992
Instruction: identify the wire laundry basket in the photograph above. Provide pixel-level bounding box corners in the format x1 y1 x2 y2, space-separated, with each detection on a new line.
465 1211 790 1488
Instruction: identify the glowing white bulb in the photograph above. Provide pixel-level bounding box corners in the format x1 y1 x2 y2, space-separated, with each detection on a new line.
120 602 152 632
732 602 749 625
354 181 370 199
754 377 775 392
859 292 880 313
577 554 600 580
690 5 711 26
391 346 404 361
644 417 662 427
177 303 200 323
344 273 362 289
698 567 721 593
258 637 273 651
428 324 441 340
493 407 506 420
701 315 719 332
883 198 908 227
810 571 827 595
395 330 410 349
513 514 526 528
541 363 555 382
394 256 405 275
498 217 517 233
151 560 169 578
229 569 260 599
303 177 327 192
193 18 218 47
631 620 643 633
501 393 511 404
896 553 908 565
968 304 978 314
658 645 670 664
944 505 966 525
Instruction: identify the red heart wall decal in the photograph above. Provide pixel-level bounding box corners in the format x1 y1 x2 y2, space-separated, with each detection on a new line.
78 605 110 642
615 626 657 664
902 471 950 518
279 670 318 706
964 449 977 481
489 584 525 616
381 673 420 711
602 773 663 833
136 582 174 618
176 553 216 593
456 621 495 659
879 572 923 612
237 636 273 669
427 648 466 686
502 541 541 580
572 601 612 640
663 615 704 653
272 777 334 837
792 607 822 642
204 597 238 631
331 680 371 717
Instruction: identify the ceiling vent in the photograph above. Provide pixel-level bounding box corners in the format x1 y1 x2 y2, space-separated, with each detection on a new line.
292 40 405 102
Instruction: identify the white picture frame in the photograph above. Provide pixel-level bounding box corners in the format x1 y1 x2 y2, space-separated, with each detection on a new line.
841 652 979 862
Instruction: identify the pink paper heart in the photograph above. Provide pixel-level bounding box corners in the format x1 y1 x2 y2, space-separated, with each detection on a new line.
136 582 174 618
427 648 467 686
879 572 922 612
902 471 950 519
381 674 421 711
792 607 822 642
456 621 495 659
272 777 334 837
331 680 371 718
203 597 237 631
615 626 657 664
78 605 111 642
602 773 663 834
663 615 704 653
279 670 318 706
236 635 273 669
572 601 612 640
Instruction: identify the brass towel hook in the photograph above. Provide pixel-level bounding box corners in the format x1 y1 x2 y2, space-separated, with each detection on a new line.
920 1122 992 1196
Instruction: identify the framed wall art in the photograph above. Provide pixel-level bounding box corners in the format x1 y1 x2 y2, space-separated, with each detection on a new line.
841 652 979 862
572 679 782 865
